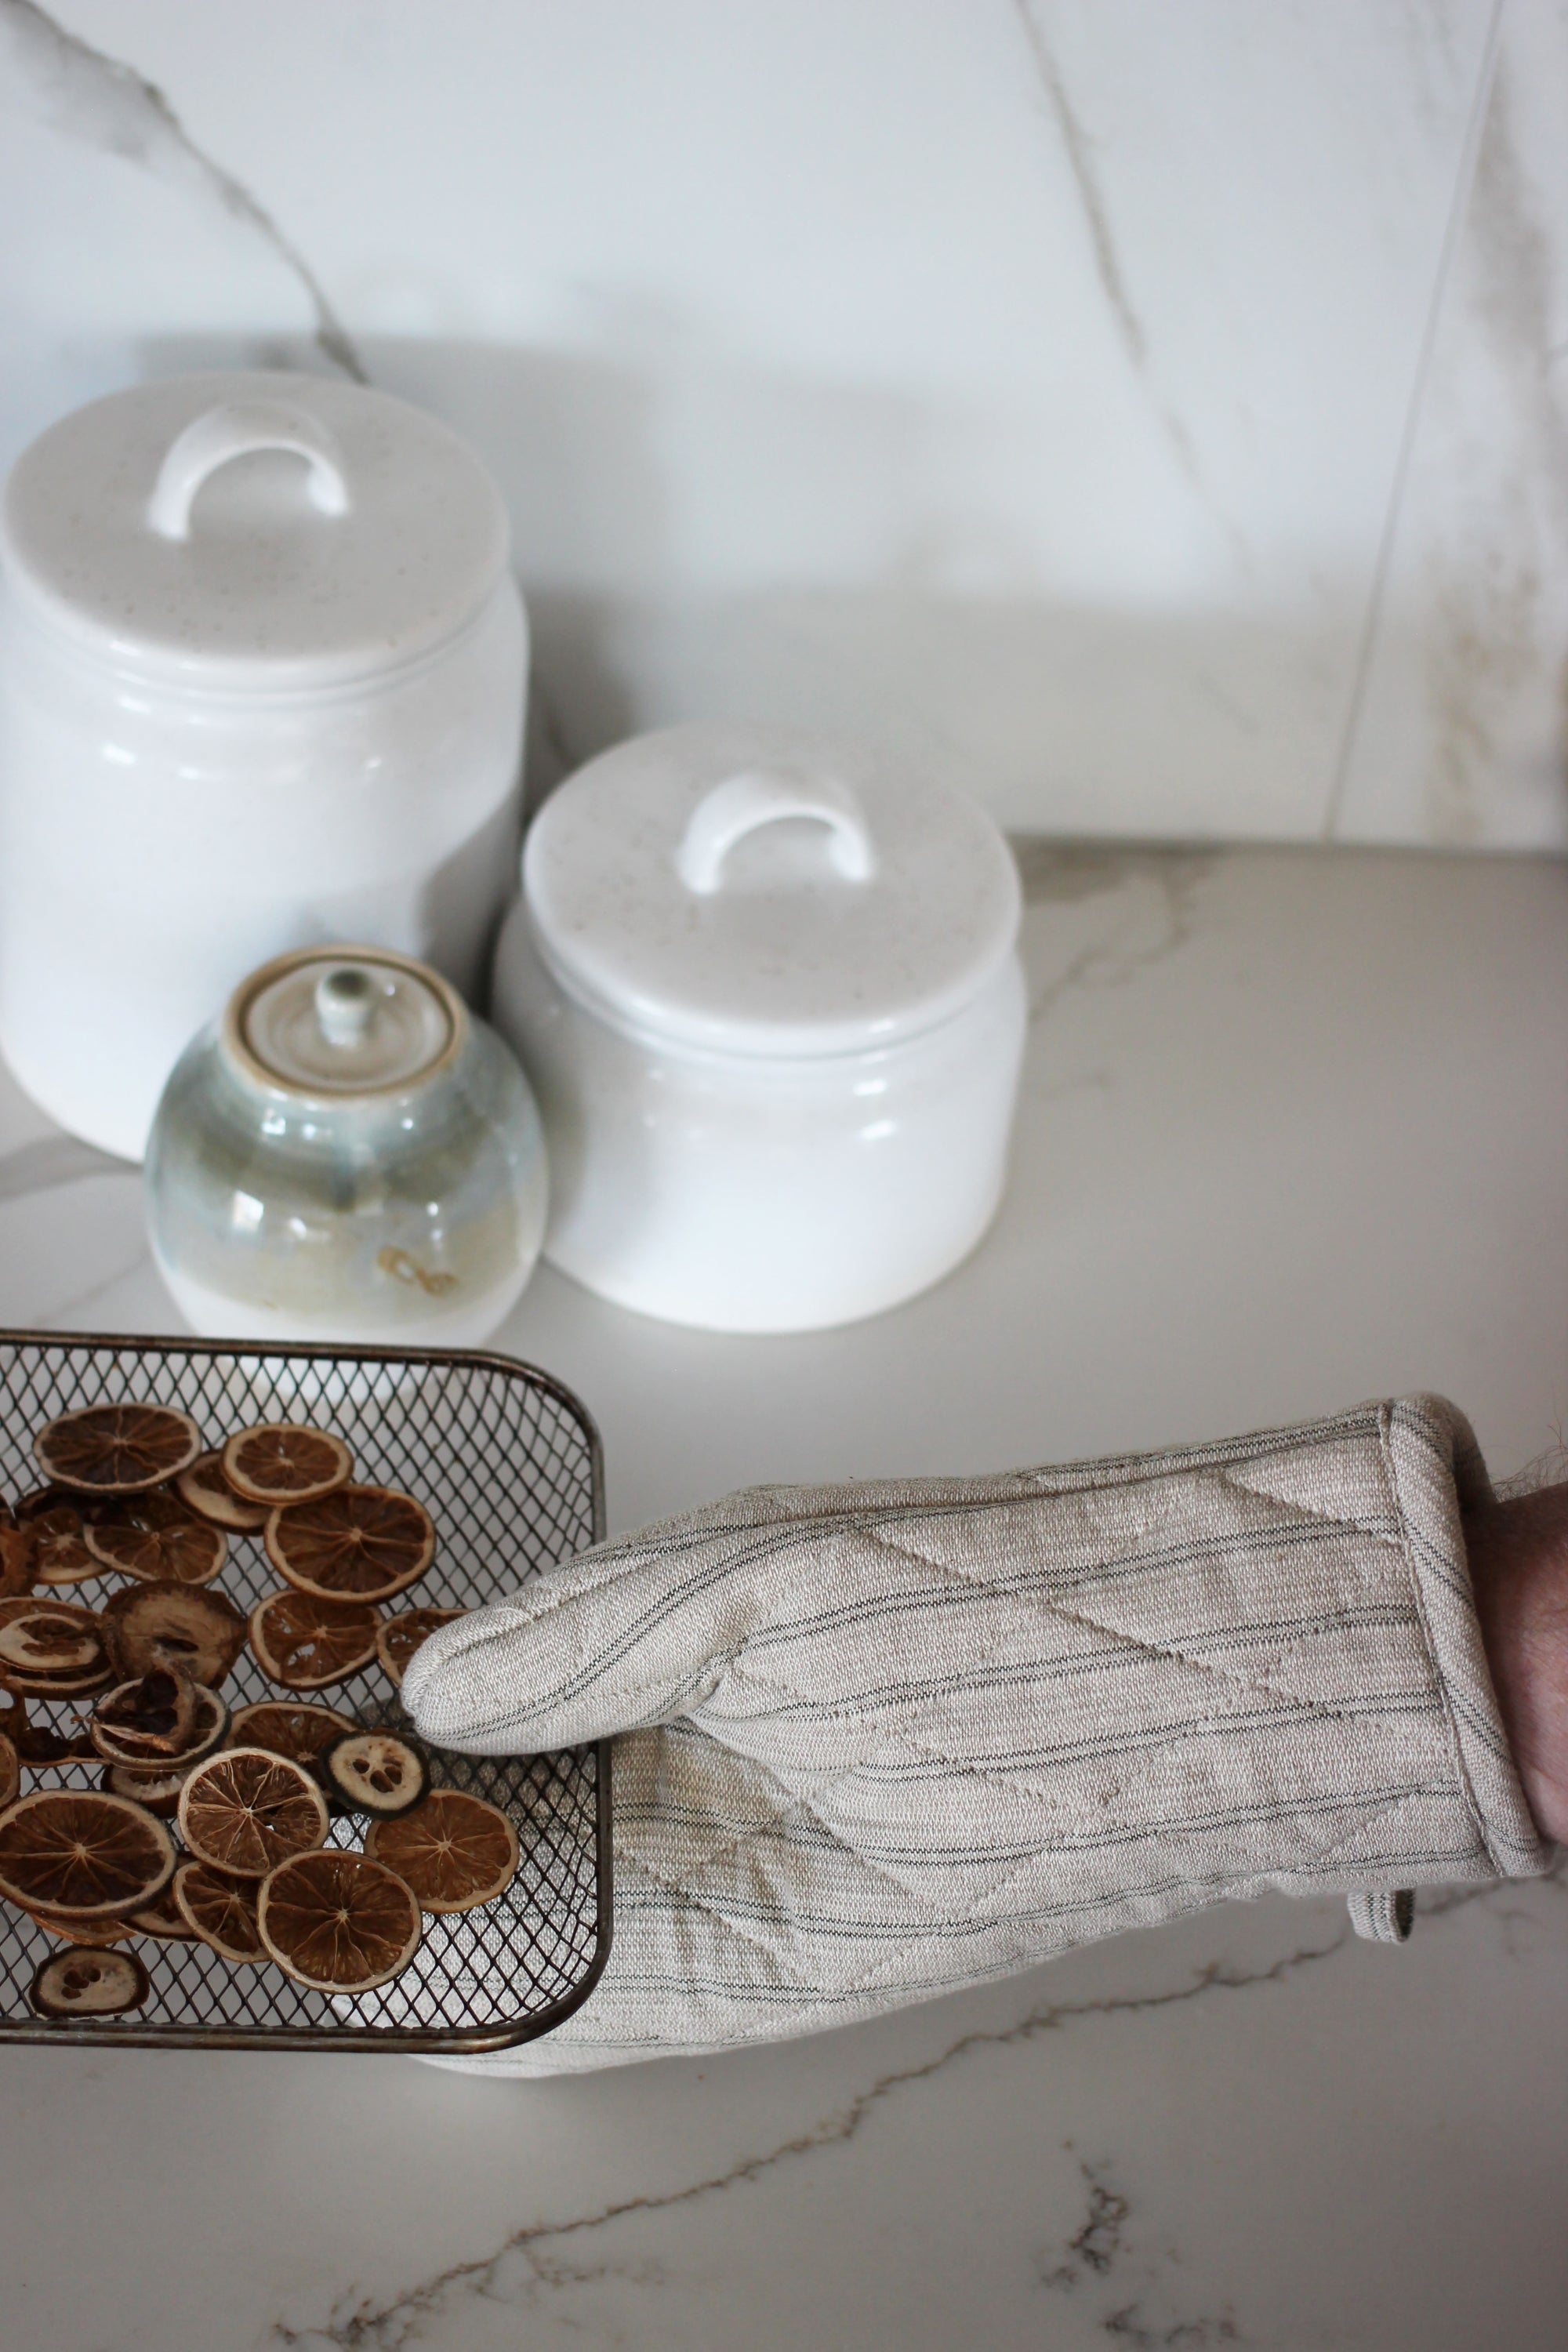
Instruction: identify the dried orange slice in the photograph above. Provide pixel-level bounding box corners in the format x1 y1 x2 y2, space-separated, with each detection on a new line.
0 1730 17 1811
16 1488 110 1585
177 1746 329 1878
0 1599 112 1696
227 1699 357 1764
0 1789 175 1917
375 1608 463 1687
266 1486 434 1605
18 1904 136 1947
249 1590 380 1690
172 1860 266 1963
365 1789 519 1915
257 1849 422 1993
101 1580 247 1689
85 1490 226 1587
30 1946 149 2016
223 1424 351 1507
128 1882 199 1942
34 1403 199 1494
318 1730 430 1820
175 1451 268 1533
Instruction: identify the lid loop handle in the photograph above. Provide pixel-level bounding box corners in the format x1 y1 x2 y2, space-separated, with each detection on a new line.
147 400 350 543
676 770 875 896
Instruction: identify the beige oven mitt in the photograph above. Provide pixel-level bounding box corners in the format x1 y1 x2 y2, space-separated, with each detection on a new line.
404 1395 1547 2074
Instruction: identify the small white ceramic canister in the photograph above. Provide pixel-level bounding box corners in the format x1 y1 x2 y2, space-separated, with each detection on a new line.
492 722 1025 1333
0 370 527 1160
145 945 548 1347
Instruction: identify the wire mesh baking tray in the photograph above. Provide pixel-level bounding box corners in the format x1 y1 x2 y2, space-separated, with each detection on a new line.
0 1330 611 2053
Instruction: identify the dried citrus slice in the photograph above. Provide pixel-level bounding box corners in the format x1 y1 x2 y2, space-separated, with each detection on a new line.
101 1581 246 1689
0 1730 17 1811
90 1668 196 1760
0 1519 30 1598
0 1599 112 1696
34 1403 199 1494
223 1424 351 1507
319 1730 430 1820
266 1486 434 1604
16 1487 112 1585
30 1946 149 2017
177 1746 329 1878
175 1451 268 1533
257 1849 422 1993
129 1882 199 1942
248 1590 380 1690
102 1762 188 1820
172 1860 266 1962
365 1789 519 1915
0 1789 175 1916
19 1904 136 1947
227 1699 357 1765
375 1608 463 1688
17 1719 95 1766
91 1677 227 1769
84 1491 226 1587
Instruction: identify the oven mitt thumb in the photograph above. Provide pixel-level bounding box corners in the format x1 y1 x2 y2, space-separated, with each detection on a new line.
402 1395 1545 2074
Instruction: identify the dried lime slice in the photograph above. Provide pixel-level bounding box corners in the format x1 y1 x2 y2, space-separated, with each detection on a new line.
318 1730 430 1820
30 1946 150 2017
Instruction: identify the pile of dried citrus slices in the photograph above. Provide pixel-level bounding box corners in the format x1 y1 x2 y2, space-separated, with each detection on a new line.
0 1402 515 2023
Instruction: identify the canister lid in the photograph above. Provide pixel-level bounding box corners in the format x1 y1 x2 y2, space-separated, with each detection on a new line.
1 372 509 688
524 723 1021 1058
224 947 463 1101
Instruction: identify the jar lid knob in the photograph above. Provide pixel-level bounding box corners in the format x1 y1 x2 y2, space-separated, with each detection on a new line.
315 964 379 1049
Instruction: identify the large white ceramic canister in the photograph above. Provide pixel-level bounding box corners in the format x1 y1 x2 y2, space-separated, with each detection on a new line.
492 722 1025 1333
0 370 527 1159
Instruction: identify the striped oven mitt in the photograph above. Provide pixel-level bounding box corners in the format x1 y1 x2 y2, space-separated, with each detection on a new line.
403 1395 1548 2074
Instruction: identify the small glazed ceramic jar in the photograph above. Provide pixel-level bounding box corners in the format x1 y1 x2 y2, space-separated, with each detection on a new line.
492 723 1025 1333
0 371 527 1158
145 946 549 1348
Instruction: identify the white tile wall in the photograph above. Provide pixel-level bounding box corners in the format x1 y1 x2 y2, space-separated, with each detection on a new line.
0 0 1561 845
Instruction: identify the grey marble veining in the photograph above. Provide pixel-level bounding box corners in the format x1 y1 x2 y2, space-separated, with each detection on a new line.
0 0 363 381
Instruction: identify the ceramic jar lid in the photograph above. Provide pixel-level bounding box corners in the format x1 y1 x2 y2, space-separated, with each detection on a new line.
224 947 463 1103
523 722 1022 1058
1 371 509 689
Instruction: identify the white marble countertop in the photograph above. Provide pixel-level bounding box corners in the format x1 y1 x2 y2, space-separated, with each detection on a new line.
0 843 1563 2351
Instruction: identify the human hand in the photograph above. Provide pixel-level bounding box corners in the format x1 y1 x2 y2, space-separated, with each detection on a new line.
1465 1482 1568 1842
403 1399 1543 2075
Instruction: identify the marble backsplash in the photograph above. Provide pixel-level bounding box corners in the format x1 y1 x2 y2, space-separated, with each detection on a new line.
0 0 1564 848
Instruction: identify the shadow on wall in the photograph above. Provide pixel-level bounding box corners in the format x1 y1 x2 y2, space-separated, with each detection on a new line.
132 331 1567 848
